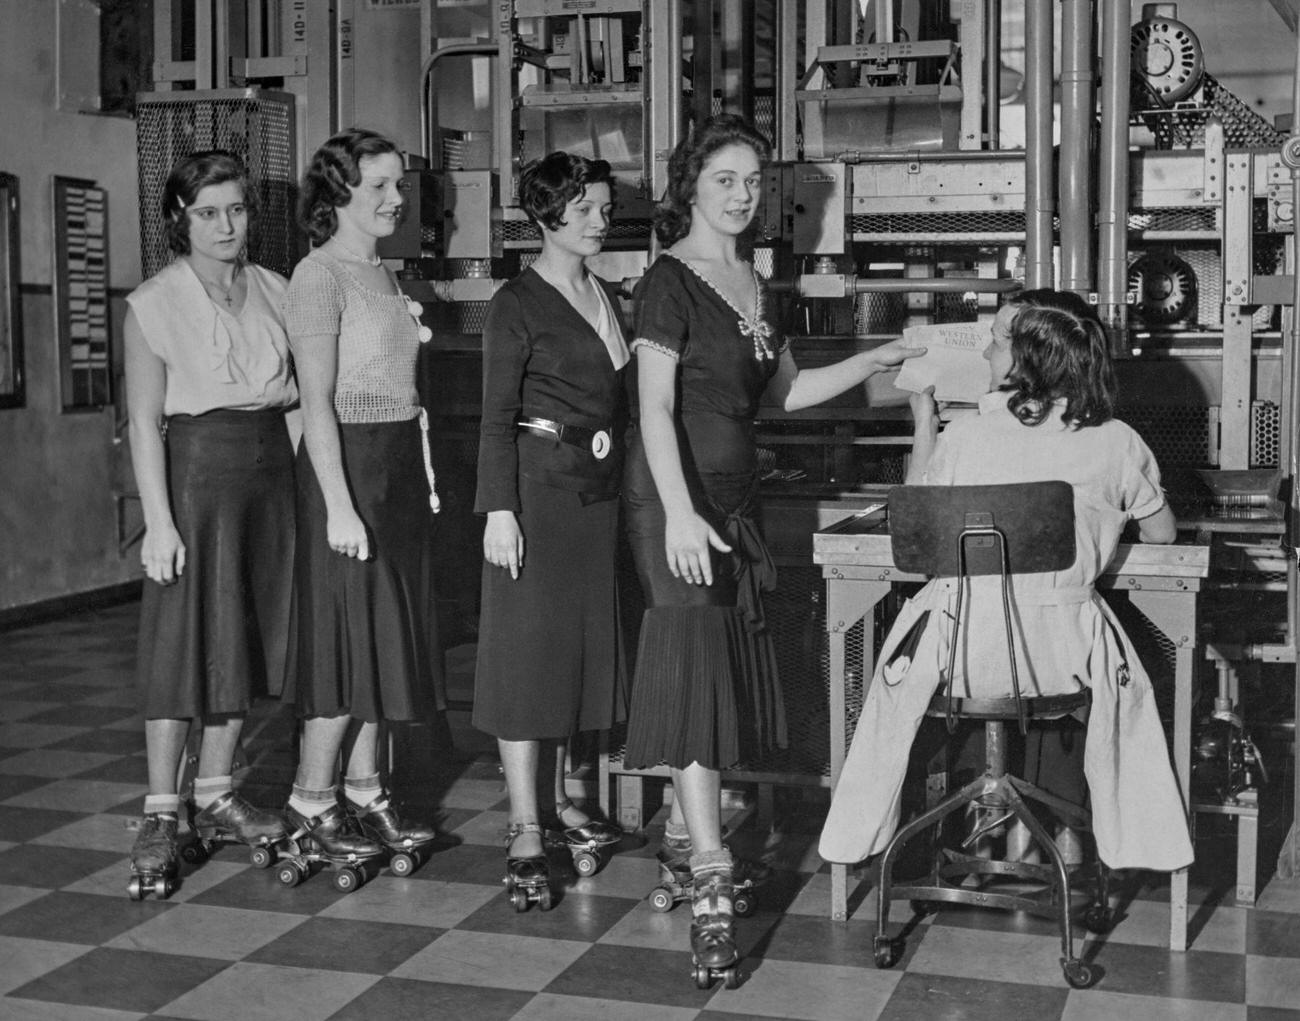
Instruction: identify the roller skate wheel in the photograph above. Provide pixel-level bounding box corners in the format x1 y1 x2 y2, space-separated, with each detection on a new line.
573 851 598 877
127 875 144 901
333 867 362 893
157 876 177 899
536 884 554 911
648 887 674 913
1062 959 1095 989
733 891 755 917
509 886 530 912
276 862 304 887
693 964 713 989
180 842 207 865
249 845 274 869
722 965 742 989
390 852 416 877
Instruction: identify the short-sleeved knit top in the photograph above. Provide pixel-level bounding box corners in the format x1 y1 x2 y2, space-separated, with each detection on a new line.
126 260 297 416
282 247 421 424
631 253 785 478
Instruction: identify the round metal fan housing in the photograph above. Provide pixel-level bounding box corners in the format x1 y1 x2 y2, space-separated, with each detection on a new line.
1129 252 1197 326
1131 16 1204 103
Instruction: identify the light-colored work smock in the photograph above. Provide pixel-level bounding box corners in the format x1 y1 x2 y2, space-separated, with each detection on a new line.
818 391 1194 872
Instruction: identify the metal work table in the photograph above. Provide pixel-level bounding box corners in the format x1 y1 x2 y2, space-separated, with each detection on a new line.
814 510 1211 951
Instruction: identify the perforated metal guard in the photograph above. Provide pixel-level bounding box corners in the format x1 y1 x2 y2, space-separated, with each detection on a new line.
1252 401 1280 468
499 218 653 246
1138 72 1287 150
135 91 296 278
851 210 1026 243
1123 404 1214 467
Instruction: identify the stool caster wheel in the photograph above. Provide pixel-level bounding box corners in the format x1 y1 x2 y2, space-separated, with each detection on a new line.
573 851 599 877
180 841 207 865
1062 959 1096 989
910 899 937 917
249 845 275 869
332 867 362 893
873 936 899 969
1083 906 1113 934
390 851 417 877
276 861 305 887
733 891 756 917
648 887 675 912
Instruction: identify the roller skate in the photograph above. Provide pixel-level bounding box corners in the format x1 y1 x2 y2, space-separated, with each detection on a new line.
689 860 742 989
278 803 385 893
127 812 179 901
503 822 553 912
647 842 768 917
182 791 291 870
347 794 440 877
545 798 622 878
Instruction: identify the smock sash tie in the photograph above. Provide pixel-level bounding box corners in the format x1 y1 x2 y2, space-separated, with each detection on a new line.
725 508 777 634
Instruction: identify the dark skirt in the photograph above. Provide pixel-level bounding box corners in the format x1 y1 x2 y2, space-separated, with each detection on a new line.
473 477 627 741
284 418 445 722
621 438 786 770
137 409 295 719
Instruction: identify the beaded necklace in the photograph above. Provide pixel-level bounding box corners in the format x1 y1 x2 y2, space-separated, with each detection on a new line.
667 252 776 361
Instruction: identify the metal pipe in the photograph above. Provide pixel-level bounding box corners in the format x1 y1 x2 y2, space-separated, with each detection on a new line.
1097 0 1132 342
765 277 1023 295
1059 0 1095 296
1285 13 1300 882
1023 0 1054 289
419 42 499 163
985 0 1001 150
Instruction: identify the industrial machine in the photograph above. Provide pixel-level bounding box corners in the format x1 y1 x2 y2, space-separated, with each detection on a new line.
133 0 1300 890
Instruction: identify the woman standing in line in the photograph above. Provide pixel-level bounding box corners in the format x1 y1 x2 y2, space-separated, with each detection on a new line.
623 115 923 979
474 152 628 908
125 150 295 897
281 128 443 875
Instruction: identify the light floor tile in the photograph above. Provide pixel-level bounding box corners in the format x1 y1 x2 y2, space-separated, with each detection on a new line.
317 876 498 929
705 957 902 1021
0 936 91 995
0 702 58 724
159 962 380 1021
1061 988 1247 1021
8 779 145 814
0 996 145 1020
0 750 121 779
511 992 700 1020
566 851 661 901
1084 897 1247 955
32 812 142 854
453 808 511 846
390 928 589 991
1257 877 1300 914
439 778 508 811
107 903 304 960
0 725 93 751
1246 953 1300 1008
0 886 50 919
596 899 692 951
904 925 1071 986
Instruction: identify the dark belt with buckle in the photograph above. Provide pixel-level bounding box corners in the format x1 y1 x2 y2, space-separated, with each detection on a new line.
517 416 613 460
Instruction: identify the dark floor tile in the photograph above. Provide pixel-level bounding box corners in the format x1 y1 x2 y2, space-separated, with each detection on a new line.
697 1013 809 1021
8 945 230 1014
414 840 508 886
0 890 174 944
546 943 718 1009
0 664 76 685
1247 908 1300 958
752 912 889 968
0 772 50 801
1249 1008 1300 1020
1089 941 1245 1003
876 971 1069 1021
325 977 534 1021
458 886 638 944
0 805 92 843
0 843 125 889
185 861 373 915
25 704 138 728
24 683 113 704
245 916 439 974
48 728 146 755
74 754 149 784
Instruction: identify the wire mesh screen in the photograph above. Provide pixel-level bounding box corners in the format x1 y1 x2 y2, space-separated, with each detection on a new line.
851 210 1026 243
1139 73 1288 150
1123 404 1214 467
135 90 296 278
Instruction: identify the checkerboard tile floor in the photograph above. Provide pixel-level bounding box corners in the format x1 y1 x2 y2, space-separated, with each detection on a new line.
1 602 1298 1020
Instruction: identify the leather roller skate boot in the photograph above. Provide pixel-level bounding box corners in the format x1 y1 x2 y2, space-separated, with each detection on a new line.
193 791 288 845
549 798 622 845
127 812 179 900
504 822 553 911
690 861 740 972
285 803 383 859
349 795 439 877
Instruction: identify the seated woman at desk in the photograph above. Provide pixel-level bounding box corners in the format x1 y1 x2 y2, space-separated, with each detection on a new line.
819 288 1194 874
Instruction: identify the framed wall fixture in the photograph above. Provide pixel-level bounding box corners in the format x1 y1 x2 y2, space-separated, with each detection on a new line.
0 172 23 410
52 175 112 411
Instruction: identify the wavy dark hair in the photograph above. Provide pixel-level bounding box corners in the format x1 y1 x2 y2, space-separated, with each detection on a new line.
161 150 255 256
519 151 614 231
1001 288 1116 429
298 127 401 246
654 114 771 247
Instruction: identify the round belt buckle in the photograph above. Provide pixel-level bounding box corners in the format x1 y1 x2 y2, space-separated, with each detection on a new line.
590 429 611 460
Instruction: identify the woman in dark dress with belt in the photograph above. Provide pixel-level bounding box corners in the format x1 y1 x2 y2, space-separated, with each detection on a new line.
623 115 924 979
474 152 627 906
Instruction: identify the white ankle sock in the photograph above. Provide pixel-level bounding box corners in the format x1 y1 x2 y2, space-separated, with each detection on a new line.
193 775 232 810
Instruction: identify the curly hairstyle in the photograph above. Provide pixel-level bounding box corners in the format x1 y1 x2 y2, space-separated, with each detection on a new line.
654 114 771 247
519 151 614 232
161 150 255 256
1000 288 1117 429
298 127 401 246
